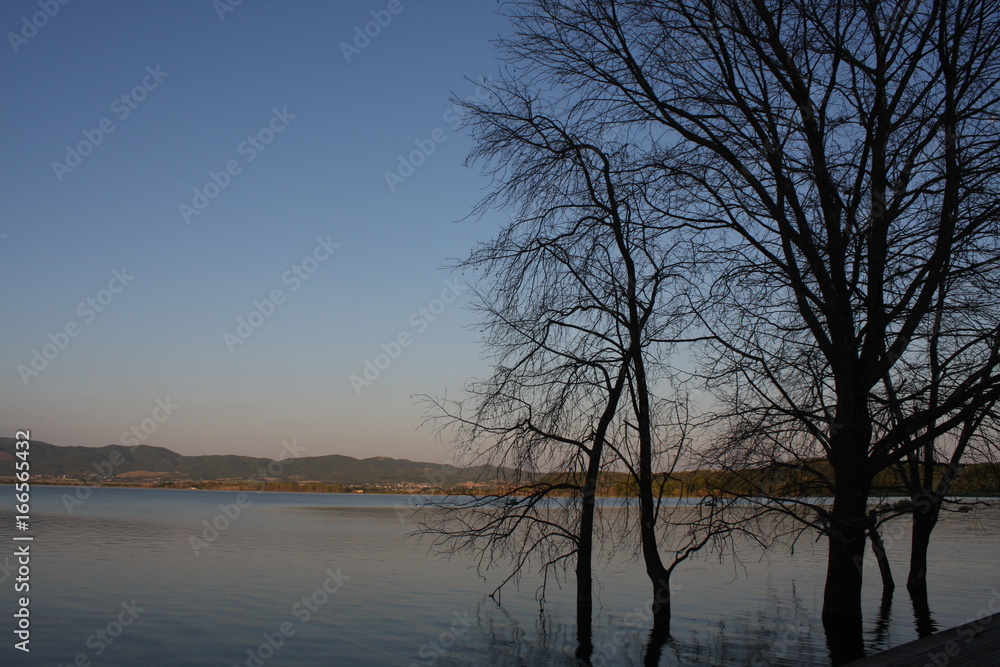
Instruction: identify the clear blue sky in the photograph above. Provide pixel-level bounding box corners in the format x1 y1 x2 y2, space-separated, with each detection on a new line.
1 0 509 462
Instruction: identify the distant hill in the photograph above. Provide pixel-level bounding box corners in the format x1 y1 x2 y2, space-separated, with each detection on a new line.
3 438 995 496
0 438 504 487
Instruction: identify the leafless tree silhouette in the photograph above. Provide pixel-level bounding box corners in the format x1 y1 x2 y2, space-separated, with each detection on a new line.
424 0 1000 662
417 78 734 661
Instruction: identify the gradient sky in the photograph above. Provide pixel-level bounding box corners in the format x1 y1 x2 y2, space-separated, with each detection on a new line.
1 0 511 462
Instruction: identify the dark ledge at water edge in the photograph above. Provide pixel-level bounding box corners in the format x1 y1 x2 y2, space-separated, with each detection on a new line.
848 613 1000 666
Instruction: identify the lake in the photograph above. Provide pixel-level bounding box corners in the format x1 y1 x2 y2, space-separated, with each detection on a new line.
1 486 997 665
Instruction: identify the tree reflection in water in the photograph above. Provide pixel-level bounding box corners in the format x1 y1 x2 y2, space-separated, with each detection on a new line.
426 587 836 666
415 573 957 665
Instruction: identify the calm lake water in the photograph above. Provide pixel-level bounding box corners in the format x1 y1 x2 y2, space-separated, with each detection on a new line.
0 486 997 665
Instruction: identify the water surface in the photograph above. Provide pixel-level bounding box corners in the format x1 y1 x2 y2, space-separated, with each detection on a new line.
1 486 997 665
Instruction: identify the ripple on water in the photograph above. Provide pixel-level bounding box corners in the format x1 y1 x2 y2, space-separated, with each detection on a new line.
2 486 997 666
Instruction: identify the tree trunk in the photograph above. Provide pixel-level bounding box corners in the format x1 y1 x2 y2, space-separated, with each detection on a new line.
867 510 894 592
575 363 628 663
822 455 871 664
906 497 939 594
822 507 868 613
638 448 671 623
632 349 672 624
638 476 673 626
575 478 596 663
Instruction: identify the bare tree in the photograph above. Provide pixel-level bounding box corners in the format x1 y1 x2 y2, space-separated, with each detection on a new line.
418 74 738 662
468 2 1000 661
420 237 631 659
878 272 1000 595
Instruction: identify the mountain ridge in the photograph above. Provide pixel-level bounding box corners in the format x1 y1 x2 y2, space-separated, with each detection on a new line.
0 438 499 486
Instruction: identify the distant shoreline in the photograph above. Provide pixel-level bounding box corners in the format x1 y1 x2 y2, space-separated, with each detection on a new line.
0 478 621 497
3 478 998 500
0 478 432 495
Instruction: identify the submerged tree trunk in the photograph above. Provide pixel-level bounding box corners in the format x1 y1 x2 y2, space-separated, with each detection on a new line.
823 501 868 616
576 364 629 663
632 349 673 624
575 485 595 663
823 413 873 614
822 438 872 664
638 434 672 624
867 510 895 592
905 452 966 593
823 512 868 665
907 496 940 594
640 515 672 622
